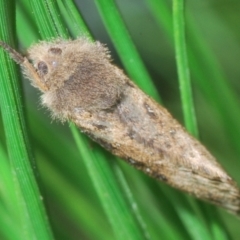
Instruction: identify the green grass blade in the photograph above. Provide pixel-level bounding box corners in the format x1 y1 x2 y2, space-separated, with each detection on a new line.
56 0 90 37
172 0 198 136
0 1 54 239
112 163 151 239
71 125 150 240
38 153 113 240
186 23 240 156
16 0 40 45
94 0 160 101
29 0 68 38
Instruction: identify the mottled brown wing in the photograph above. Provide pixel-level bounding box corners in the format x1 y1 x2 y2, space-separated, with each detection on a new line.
72 79 240 215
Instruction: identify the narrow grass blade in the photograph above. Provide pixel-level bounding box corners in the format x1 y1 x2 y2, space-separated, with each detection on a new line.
0 1 54 239
94 0 160 101
172 0 198 136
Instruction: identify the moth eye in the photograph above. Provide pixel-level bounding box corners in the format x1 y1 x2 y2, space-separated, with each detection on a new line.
48 47 62 55
37 61 48 76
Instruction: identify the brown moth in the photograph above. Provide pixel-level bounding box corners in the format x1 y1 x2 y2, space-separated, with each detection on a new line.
0 38 239 215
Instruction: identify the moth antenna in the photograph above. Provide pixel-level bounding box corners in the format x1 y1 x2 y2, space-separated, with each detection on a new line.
0 40 49 92
0 40 24 64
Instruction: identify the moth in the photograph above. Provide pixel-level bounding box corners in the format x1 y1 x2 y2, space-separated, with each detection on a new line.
0 38 239 216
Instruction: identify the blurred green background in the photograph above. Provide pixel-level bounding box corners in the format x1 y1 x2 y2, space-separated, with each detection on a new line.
0 0 240 239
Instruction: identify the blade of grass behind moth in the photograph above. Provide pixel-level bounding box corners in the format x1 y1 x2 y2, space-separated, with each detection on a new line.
118 161 192 240
186 21 240 160
29 1 151 239
16 0 40 46
112 161 151 240
94 0 160 102
71 124 150 240
172 2 215 237
172 0 198 137
38 152 114 240
112 161 187 240
26 0 68 39
202 206 230 240
159 186 214 240
0 1 54 239
56 0 91 38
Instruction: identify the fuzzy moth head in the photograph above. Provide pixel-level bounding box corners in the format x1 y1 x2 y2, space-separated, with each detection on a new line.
0 38 127 117
26 39 85 92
